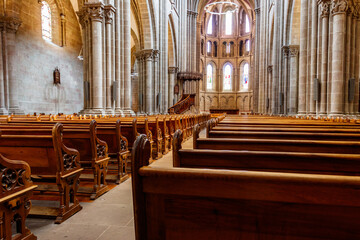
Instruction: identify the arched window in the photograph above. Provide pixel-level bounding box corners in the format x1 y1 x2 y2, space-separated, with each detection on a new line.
243 63 249 90
245 15 250 33
225 11 232 35
246 40 250 52
41 1 52 41
207 64 213 90
207 15 213 35
226 43 230 54
223 63 232 91
207 41 212 53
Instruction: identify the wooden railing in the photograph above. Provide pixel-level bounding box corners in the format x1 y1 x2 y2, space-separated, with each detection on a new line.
168 94 195 114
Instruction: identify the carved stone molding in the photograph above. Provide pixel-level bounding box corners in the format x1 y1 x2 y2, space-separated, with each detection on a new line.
135 49 157 62
289 45 300 57
267 65 273 74
85 3 104 22
320 1 331 17
187 10 198 17
282 45 290 58
331 0 349 15
353 2 360 17
177 72 203 81
254 8 260 15
104 5 115 25
169 67 179 74
0 16 22 33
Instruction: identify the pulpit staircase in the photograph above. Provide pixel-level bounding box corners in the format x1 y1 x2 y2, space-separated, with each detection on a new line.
168 94 196 114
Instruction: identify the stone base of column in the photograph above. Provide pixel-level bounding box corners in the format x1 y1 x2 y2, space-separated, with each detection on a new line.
122 109 135 116
0 108 8 115
8 107 24 115
79 108 104 115
105 109 115 115
115 109 124 117
328 114 345 118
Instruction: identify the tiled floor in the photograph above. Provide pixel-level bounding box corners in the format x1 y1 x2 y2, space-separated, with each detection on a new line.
27 130 202 239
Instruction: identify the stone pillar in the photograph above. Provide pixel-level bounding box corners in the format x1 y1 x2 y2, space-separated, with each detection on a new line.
123 0 134 115
319 1 330 115
309 0 318 114
0 17 23 114
0 27 6 114
282 46 290 114
114 0 122 114
253 8 260 113
354 9 360 114
104 6 114 113
168 67 178 107
289 45 299 114
267 66 273 113
80 3 104 114
298 0 308 114
330 0 348 115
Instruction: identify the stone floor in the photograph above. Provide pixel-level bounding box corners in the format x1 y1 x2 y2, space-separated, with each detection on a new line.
27 130 201 239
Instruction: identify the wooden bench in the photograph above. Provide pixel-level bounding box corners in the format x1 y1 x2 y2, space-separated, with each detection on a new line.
0 152 37 240
0 121 109 200
1 119 129 185
0 123 83 223
193 124 360 154
132 134 360 239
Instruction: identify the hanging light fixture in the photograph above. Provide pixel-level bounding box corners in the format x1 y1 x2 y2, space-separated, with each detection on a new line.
204 1 239 15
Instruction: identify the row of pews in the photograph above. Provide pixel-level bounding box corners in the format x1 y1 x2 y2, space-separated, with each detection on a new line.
0 113 210 239
132 114 360 239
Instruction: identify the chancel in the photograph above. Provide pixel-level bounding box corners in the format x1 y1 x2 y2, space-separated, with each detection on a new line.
0 0 360 239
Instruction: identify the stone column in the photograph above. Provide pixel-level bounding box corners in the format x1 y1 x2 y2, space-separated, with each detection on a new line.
289 45 299 115
104 6 114 113
309 0 318 114
267 66 273 113
153 50 159 113
114 0 122 114
354 8 360 114
123 0 134 115
330 0 348 115
0 28 6 114
168 67 178 107
319 1 330 115
0 17 23 114
141 50 154 114
298 0 308 114
87 3 104 113
253 8 260 113
282 46 290 114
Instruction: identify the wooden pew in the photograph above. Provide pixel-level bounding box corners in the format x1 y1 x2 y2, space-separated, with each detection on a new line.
0 123 83 223
193 124 360 154
1 119 129 185
0 152 37 240
173 130 360 175
0 121 110 200
132 134 360 239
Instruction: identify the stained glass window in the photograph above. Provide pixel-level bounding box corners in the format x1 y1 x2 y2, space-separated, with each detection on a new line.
207 15 213 35
42 1 52 41
225 11 232 35
245 15 250 33
223 64 232 90
207 64 213 89
243 63 249 90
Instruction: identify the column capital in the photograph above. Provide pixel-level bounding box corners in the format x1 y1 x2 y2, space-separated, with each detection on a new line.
254 8 260 14
289 45 300 57
331 0 349 15
187 10 198 17
84 2 104 22
267 65 273 74
282 45 290 58
319 1 331 17
168 66 179 74
104 5 116 24
135 49 157 61
353 2 360 18
0 16 22 33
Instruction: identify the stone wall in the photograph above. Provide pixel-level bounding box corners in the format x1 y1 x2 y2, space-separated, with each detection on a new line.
15 0 83 114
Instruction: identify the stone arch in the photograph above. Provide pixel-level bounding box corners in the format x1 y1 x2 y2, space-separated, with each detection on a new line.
228 96 235 108
168 14 177 67
133 0 155 49
205 96 212 110
220 96 227 108
200 96 205 111
212 96 219 108
243 95 249 112
237 96 243 109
